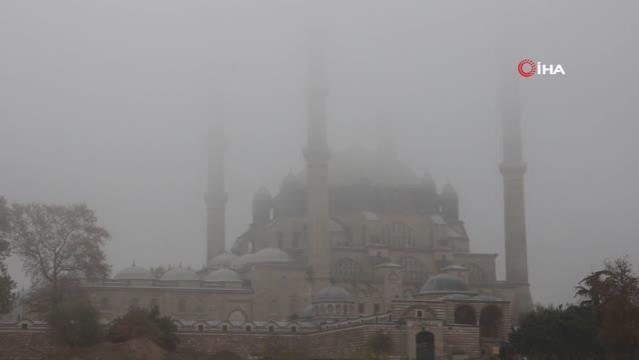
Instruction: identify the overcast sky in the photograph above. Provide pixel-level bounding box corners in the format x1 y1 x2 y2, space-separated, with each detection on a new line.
1 0 637 305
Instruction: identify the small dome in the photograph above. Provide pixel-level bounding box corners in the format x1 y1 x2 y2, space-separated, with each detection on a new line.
114 265 153 280
205 268 242 283
419 274 470 295
232 253 255 268
208 252 238 268
160 267 199 282
312 286 354 303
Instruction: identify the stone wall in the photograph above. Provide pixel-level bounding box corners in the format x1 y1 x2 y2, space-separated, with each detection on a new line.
0 325 406 360
308 324 407 360
0 330 52 360
179 331 308 358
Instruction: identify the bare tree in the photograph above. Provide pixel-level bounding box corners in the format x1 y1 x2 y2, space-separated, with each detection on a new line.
5 203 110 307
0 196 16 313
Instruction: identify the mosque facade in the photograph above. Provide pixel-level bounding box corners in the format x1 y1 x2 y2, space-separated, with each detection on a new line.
77 46 533 360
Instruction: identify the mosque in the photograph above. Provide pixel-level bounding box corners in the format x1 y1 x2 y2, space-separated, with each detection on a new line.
76 42 534 360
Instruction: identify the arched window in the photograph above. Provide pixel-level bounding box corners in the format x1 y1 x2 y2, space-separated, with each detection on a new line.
332 258 362 281
228 309 247 325
454 305 477 325
400 256 426 283
382 222 415 248
268 325 275 333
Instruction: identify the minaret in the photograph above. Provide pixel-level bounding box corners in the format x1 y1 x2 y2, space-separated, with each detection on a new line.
499 81 533 317
304 21 331 290
205 119 227 262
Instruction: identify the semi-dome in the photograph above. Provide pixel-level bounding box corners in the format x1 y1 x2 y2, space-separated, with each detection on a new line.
160 267 199 282
114 265 153 280
312 286 354 303
419 274 470 295
205 268 242 283
208 252 238 268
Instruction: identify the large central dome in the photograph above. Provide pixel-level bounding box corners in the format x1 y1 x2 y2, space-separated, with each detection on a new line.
301 147 421 187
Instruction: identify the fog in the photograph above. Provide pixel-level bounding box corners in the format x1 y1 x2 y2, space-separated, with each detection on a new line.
1 0 637 306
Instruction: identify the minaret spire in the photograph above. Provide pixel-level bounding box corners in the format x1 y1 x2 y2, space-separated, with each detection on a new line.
304 4 331 290
499 78 533 317
205 118 227 262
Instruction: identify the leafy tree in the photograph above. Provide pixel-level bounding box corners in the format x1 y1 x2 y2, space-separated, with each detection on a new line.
510 304 598 359
108 306 179 351
577 257 639 359
0 196 16 313
47 286 102 347
149 306 180 351
366 332 393 360
5 203 110 307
